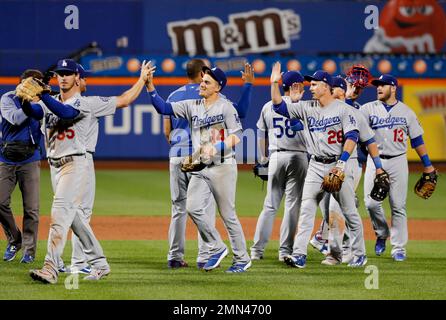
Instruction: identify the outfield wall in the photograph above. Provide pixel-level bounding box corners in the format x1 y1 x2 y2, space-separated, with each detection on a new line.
1 78 445 161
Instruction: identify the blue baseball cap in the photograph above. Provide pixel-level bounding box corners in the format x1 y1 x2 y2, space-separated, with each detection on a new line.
77 64 92 79
332 76 347 91
371 74 398 87
282 71 304 89
202 66 227 91
53 59 79 74
304 70 333 86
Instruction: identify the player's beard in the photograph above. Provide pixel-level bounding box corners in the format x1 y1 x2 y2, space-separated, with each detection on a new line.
378 89 391 102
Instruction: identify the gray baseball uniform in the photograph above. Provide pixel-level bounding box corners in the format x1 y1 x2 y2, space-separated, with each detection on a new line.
171 97 250 265
361 100 423 255
251 96 308 260
69 96 118 270
165 84 216 265
279 99 366 260
318 106 374 257
42 93 109 276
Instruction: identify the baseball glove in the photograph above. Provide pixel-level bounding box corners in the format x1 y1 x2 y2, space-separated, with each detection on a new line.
370 170 390 201
180 154 206 173
414 170 438 199
253 162 269 181
321 167 345 193
16 77 50 101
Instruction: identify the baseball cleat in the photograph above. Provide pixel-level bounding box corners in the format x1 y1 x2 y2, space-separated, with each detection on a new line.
203 248 228 271
167 260 188 269
3 244 19 262
321 255 341 266
83 267 110 280
20 254 35 264
309 235 328 255
65 266 92 274
348 255 368 267
341 250 353 264
284 254 306 268
196 262 206 270
250 253 263 261
375 238 386 256
29 269 57 284
225 261 252 273
392 251 406 262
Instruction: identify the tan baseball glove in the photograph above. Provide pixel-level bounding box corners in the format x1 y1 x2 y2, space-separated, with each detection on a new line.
16 77 50 102
321 166 345 193
414 170 438 199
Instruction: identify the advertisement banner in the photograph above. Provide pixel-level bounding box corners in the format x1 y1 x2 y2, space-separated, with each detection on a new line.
404 85 446 161
0 79 444 161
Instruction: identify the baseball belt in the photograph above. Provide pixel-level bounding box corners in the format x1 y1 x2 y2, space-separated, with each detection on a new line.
48 154 85 168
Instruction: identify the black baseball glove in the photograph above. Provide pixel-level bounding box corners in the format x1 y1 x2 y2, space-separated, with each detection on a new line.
370 170 390 201
253 162 269 181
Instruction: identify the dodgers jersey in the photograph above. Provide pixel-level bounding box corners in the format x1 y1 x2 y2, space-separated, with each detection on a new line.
361 100 424 156
42 93 91 159
257 96 306 153
86 96 117 153
171 97 242 161
166 84 199 158
284 99 360 157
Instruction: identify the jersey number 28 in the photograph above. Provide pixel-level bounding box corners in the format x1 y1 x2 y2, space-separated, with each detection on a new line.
327 130 343 144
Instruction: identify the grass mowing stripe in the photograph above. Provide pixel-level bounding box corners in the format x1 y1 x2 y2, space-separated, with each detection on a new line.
1 240 445 300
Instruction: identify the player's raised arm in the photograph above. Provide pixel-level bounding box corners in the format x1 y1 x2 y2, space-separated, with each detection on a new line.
271 62 283 105
233 63 254 118
15 78 79 120
145 64 175 115
116 60 151 108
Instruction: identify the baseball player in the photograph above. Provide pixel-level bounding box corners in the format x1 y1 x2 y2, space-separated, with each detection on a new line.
250 71 308 262
164 60 253 269
270 62 368 268
310 67 373 261
308 76 385 265
362 74 437 261
18 59 150 284
147 64 252 273
58 62 152 274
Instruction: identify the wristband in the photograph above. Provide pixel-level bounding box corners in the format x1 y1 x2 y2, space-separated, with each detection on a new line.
339 151 351 162
372 156 383 169
421 154 432 167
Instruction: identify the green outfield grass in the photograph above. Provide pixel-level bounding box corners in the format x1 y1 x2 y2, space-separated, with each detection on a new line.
10 169 445 219
0 240 445 300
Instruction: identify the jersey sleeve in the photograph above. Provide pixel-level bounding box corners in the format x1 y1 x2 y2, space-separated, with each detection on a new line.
256 103 269 131
171 100 192 120
356 110 375 142
341 106 360 134
87 96 118 117
359 102 371 125
286 100 306 119
224 103 243 135
407 109 424 139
